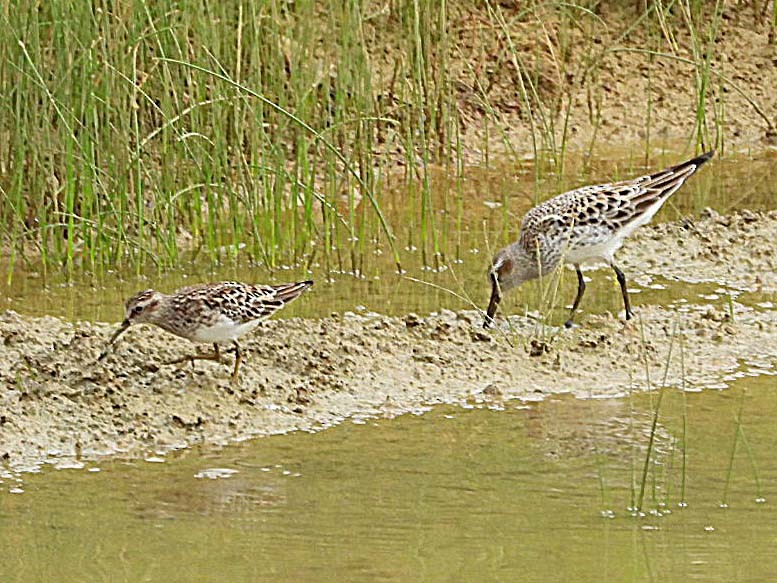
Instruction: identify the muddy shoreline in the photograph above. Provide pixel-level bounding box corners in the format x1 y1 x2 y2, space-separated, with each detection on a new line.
1 210 775 470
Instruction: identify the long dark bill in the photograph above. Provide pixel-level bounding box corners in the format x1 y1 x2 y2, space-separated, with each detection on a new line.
484 275 501 328
98 319 131 361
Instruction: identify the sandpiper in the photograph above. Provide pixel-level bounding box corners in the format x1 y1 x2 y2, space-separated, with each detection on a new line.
103 280 314 382
485 151 714 328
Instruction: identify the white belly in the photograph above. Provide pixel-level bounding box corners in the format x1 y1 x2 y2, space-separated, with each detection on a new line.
189 318 262 344
565 235 625 266
561 195 668 267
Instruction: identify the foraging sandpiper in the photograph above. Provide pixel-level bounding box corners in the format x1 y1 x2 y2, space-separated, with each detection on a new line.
485 151 714 328
103 280 314 382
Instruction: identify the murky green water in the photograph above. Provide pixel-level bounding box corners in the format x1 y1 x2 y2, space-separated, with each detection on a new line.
0 151 775 581
2 374 776 582
1 151 775 324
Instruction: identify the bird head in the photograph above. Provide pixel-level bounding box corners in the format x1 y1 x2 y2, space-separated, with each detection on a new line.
122 289 164 325
106 289 164 346
484 244 538 327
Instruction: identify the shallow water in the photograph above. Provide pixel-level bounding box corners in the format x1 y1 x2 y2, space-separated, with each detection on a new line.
0 151 775 323
0 151 775 581
2 374 776 582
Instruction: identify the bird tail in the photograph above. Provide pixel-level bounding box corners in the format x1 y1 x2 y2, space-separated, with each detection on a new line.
271 280 314 304
625 150 714 217
648 150 715 187
247 280 314 321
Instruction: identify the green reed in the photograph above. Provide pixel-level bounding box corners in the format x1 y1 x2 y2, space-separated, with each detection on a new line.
678 326 689 506
721 386 765 506
635 319 678 512
0 0 772 281
720 388 745 507
681 0 725 151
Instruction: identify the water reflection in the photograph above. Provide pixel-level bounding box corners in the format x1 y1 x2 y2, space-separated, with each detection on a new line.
2 375 777 582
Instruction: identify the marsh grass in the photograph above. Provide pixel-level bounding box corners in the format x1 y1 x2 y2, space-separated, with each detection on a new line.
737 419 764 503
636 320 682 512
0 0 773 281
720 388 745 507
624 317 773 514
721 386 765 506
609 318 689 514
681 0 725 151
678 326 689 506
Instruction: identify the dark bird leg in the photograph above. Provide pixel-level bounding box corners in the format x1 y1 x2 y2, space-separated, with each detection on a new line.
484 273 501 328
564 265 586 328
231 340 243 384
611 263 634 320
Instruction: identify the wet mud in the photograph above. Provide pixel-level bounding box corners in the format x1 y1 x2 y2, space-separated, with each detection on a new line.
1 210 775 469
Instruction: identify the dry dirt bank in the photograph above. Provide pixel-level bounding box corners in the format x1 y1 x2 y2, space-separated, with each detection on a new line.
442 3 777 158
0 210 775 470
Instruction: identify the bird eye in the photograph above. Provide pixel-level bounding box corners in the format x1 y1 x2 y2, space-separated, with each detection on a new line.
132 305 143 315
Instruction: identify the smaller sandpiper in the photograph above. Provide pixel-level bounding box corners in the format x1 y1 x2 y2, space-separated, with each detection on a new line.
485 151 714 328
102 280 313 382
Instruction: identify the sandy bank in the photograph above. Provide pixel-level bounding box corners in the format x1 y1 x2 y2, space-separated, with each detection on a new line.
1 210 775 470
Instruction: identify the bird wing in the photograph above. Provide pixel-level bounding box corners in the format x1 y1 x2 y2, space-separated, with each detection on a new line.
602 150 714 229
163 281 313 331
518 185 621 254
519 151 714 253
233 280 314 323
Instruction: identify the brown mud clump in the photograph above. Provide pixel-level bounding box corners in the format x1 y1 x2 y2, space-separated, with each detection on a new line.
0 211 775 469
